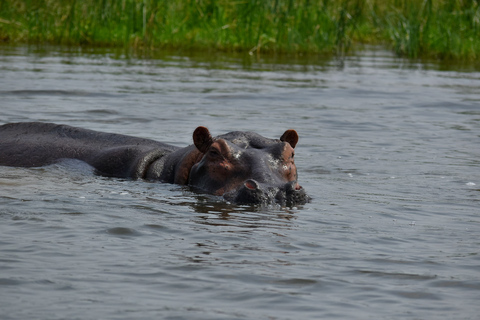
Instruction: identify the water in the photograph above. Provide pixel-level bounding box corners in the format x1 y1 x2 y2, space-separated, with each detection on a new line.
0 45 479 320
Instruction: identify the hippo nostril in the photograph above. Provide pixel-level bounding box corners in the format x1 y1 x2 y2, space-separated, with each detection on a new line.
244 179 259 190
285 181 296 192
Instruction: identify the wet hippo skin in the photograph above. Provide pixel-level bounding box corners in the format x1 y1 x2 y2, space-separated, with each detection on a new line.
0 122 310 206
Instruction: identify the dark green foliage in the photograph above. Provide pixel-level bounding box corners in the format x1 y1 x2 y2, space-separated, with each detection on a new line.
0 0 478 59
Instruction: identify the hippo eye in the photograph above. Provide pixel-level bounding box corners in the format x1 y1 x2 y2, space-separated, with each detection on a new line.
208 147 222 159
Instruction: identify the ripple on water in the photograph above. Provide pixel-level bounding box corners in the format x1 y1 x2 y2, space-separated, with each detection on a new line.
106 227 142 236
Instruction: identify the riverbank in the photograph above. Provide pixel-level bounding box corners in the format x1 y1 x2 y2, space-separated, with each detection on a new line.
1 0 479 60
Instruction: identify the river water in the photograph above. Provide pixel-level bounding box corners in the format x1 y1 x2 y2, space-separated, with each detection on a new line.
0 45 479 319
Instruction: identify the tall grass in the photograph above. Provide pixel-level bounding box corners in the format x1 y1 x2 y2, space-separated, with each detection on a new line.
377 0 480 59
0 0 478 60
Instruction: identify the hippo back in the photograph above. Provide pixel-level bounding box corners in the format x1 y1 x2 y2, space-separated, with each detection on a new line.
0 122 177 178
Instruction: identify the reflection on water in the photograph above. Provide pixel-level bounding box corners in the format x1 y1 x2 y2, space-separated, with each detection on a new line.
0 44 479 320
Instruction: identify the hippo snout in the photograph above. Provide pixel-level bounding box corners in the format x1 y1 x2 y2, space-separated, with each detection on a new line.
225 179 310 206
279 181 310 206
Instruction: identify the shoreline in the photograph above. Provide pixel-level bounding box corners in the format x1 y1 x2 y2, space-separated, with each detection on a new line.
1 0 479 61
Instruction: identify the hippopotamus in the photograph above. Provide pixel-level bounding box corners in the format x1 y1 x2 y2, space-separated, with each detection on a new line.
0 122 310 206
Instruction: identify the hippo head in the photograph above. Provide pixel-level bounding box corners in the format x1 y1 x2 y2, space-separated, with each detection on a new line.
185 127 310 206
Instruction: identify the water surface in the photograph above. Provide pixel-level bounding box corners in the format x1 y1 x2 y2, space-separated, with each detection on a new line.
0 45 479 319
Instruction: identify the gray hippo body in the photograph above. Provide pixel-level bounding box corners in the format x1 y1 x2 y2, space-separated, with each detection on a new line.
0 122 309 205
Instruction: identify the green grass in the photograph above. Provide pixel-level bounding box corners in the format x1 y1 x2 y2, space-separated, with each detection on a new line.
0 0 479 60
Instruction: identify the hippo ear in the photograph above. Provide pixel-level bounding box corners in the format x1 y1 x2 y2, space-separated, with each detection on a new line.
193 126 214 153
280 129 299 148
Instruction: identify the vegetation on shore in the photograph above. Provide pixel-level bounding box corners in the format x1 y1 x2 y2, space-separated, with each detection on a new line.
0 0 479 60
